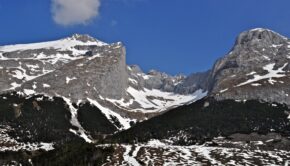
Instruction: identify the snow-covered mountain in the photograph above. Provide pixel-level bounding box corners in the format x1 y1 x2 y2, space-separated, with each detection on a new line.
208 28 290 105
0 34 206 131
1 28 290 165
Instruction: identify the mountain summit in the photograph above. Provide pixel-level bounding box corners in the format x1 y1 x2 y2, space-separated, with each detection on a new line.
235 28 287 47
207 28 290 106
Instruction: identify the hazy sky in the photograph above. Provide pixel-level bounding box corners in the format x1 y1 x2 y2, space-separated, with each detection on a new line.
1 0 290 75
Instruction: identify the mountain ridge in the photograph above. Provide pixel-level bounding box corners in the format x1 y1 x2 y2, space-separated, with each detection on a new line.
1 28 290 131
0 33 207 132
1 28 290 165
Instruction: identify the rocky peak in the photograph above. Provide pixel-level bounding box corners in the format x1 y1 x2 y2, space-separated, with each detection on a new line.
234 28 288 48
207 28 290 106
69 34 99 43
211 28 290 76
175 71 211 95
128 65 143 74
147 70 169 78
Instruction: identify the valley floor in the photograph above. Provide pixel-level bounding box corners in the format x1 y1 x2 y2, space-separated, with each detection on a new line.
1 139 290 165
100 140 290 166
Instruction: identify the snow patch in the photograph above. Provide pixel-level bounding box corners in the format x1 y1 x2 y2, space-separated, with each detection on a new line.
219 88 228 93
263 56 270 61
0 36 107 56
129 78 138 85
125 87 207 113
66 76 77 84
246 71 256 76
62 96 92 143
236 63 288 87
9 82 21 90
143 75 152 80
106 98 134 108
122 145 141 166
87 98 134 130
43 83 51 88
23 89 35 95
251 83 262 86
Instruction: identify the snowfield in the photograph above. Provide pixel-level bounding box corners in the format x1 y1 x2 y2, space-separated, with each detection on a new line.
0 34 107 55
106 87 207 113
236 63 288 87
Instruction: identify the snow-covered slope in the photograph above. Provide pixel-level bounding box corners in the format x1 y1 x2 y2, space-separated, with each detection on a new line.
0 34 107 54
106 87 206 113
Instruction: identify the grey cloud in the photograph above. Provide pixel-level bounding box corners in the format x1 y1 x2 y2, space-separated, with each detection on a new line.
52 0 101 26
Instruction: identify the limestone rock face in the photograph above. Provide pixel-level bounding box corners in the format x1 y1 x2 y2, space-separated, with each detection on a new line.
0 35 128 103
127 66 186 92
127 65 210 95
20 42 128 102
175 71 211 95
208 28 290 105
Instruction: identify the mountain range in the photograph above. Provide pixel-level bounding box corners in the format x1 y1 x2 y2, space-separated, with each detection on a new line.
0 28 290 165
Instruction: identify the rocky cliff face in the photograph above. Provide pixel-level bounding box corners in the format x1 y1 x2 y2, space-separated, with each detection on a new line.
175 70 211 94
0 35 128 101
207 28 290 106
20 42 128 101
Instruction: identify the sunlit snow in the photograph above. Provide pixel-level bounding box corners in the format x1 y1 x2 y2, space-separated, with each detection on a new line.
236 63 288 87
87 98 135 130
